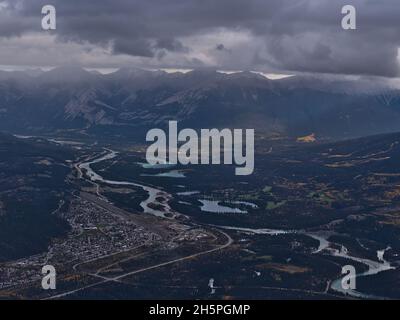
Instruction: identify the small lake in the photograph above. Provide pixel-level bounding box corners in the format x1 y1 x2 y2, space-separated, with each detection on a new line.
177 191 200 196
137 162 176 169
199 200 247 214
141 170 186 178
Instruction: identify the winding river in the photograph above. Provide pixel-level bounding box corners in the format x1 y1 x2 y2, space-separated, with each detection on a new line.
78 149 396 299
219 225 395 299
78 150 175 218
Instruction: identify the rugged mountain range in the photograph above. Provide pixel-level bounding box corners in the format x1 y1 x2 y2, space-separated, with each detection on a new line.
1 66 400 139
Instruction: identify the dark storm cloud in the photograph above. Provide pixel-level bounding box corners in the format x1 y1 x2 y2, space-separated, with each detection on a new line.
112 38 154 57
155 38 189 53
1 0 400 76
216 44 231 53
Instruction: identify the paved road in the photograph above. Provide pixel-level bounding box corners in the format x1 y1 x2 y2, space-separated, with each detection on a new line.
45 230 232 299
46 153 233 300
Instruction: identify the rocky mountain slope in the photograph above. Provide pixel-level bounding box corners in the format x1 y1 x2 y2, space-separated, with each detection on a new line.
1 67 400 139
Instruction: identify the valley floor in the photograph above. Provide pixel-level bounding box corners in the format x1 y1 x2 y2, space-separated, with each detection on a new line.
1 133 400 299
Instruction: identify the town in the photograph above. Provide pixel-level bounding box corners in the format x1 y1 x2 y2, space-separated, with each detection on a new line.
0 195 159 291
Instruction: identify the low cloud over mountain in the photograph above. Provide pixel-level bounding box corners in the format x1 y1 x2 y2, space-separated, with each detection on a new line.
0 0 400 76
1 67 400 139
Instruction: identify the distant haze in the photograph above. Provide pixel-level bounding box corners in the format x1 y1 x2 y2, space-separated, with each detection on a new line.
0 0 400 77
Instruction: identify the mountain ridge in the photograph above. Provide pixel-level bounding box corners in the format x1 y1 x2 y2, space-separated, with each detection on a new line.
1 67 400 139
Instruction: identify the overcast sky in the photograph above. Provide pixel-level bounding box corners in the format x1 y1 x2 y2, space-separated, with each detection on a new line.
0 0 399 77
